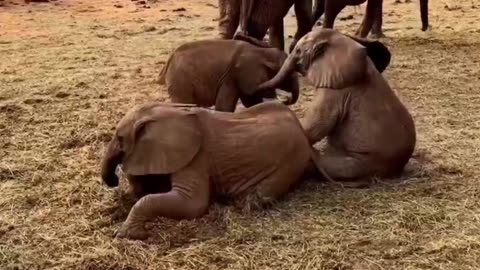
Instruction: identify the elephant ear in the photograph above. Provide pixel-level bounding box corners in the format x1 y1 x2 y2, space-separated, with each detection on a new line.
122 111 202 176
305 34 369 89
347 35 391 73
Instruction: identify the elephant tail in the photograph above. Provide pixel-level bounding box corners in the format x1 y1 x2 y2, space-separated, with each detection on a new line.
157 54 174 85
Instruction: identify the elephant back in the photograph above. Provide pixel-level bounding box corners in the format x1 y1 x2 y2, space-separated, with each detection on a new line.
199 102 310 167
163 40 244 106
198 102 311 184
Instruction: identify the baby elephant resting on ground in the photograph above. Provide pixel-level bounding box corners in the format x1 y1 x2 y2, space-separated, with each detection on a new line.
256 29 416 184
158 34 299 112
100 102 328 240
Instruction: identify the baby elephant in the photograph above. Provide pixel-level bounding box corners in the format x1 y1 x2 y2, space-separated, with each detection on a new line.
100 102 327 240
255 29 416 184
158 34 299 112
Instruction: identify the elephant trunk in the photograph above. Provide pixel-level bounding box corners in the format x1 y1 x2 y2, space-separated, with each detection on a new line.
100 138 124 187
419 0 429 31
281 75 300 105
256 52 299 94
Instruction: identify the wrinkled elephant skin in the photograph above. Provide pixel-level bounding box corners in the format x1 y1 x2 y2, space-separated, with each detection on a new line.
158 37 299 112
100 102 328 240
255 29 416 184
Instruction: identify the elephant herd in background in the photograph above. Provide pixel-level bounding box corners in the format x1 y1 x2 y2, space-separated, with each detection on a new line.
218 0 429 51
99 0 424 240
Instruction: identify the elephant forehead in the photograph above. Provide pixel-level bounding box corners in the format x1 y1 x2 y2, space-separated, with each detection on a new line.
301 28 336 43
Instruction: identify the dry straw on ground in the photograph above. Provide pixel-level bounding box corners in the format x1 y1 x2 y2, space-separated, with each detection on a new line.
1 0 480 269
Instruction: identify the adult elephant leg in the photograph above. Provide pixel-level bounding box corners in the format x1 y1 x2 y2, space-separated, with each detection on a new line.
370 0 385 38
290 0 313 52
269 20 285 51
322 0 346 29
240 0 255 34
115 160 210 240
312 0 326 26
247 22 268 42
218 0 240 39
215 80 241 112
355 0 381 38
419 0 429 31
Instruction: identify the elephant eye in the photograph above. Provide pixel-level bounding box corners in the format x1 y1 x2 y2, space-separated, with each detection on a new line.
117 135 124 148
136 123 147 137
313 43 327 59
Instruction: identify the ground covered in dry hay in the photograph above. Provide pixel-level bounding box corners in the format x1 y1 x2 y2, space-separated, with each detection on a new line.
1 0 480 269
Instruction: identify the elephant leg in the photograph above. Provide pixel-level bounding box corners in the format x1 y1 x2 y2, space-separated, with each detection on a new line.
370 0 385 38
419 0 429 31
243 152 310 211
355 0 381 38
218 0 226 20
322 0 346 29
312 0 326 26
116 160 210 240
168 84 197 105
290 0 313 52
218 0 240 39
313 149 375 187
127 176 149 198
246 22 268 41
215 80 240 112
269 20 285 51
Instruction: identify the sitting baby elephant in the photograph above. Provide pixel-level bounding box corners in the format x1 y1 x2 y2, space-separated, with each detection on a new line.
100 102 329 240
255 29 416 184
158 34 299 112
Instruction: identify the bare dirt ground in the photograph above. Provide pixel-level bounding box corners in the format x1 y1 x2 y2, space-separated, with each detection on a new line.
1 0 480 269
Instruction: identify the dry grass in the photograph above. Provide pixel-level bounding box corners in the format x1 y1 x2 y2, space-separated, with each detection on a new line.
1 0 480 269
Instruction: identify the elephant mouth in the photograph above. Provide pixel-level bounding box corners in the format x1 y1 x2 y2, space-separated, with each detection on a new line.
138 174 172 194
295 62 307 76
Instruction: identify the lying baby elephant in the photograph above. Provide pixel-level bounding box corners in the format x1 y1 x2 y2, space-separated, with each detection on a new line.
255 29 416 184
158 34 299 112
100 102 328 240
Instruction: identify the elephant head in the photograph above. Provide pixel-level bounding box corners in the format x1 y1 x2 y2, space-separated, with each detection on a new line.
100 103 202 187
255 29 391 91
234 32 300 105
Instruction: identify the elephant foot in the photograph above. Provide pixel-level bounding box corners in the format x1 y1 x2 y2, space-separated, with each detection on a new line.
370 31 386 39
421 25 430 32
114 221 149 240
324 178 373 189
354 27 369 38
